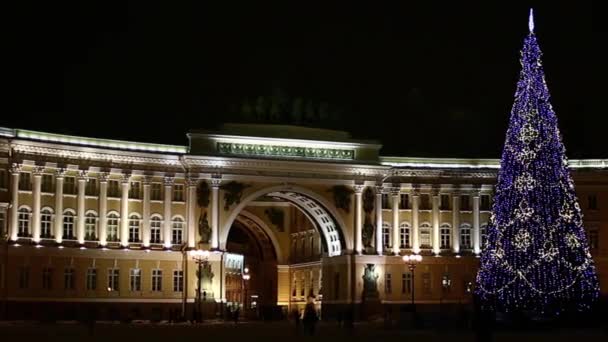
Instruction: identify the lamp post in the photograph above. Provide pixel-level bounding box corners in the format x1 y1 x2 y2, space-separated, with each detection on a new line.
402 254 422 311
190 249 210 322
242 267 250 315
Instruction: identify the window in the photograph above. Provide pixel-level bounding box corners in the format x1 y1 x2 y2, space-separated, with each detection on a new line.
128 215 141 242
129 181 141 199
301 237 306 257
19 172 31 190
42 267 53 290
150 216 162 244
419 223 431 247
480 224 488 248
152 269 162 292
442 273 452 293
64 267 75 290
399 194 409 209
460 195 470 211
440 224 451 249
63 212 75 239
18 208 31 237
292 277 297 297
85 213 97 240
85 178 98 196
151 183 162 200
587 230 599 250
400 223 410 248
19 266 29 289
588 194 598 210
381 193 390 209
130 269 141 291
41 209 53 238
402 273 412 294
173 184 184 202
385 273 392 294
108 268 119 291
171 218 184 244
481 195 491 211
420 194 431 210
310 236 315 256
41 174 53 193
108 180 120 198
107 213 119 242
300 274 305 297
440 194 450 210
86 268 97 291
460 224 472 249
382 222 391 248
63 176 76 195
173 270 183 292
422 272 431 294
0 169 6 189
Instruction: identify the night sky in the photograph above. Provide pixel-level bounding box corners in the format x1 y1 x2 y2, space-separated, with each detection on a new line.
5 2 603 158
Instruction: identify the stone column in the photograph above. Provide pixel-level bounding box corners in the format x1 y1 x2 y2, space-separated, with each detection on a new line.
432 189 440 255
76 171 87 244
211 177 221 250
411 189 420 254
9 164 21 241
452 193 460 254
391 188 400 255
186 177 197 248
120 174 130 247
98 173 108 246
163 176 174 248
375 186 383 255
473 191 481 255
31 167 43 243
354 184 364 255
54 169 65 243
142 176 151 247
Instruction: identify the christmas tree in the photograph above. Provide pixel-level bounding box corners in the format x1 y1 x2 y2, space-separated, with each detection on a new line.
475 9 600 315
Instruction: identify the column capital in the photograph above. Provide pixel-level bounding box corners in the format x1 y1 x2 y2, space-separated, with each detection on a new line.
353 184 365 194
121 173 132 184
186 176 198 188
389 187 401 197
10 163 22 175
32 166 45 176
142 175 153 185
164 176 175 187
210 175 222 188
431 187 441 197
55 168 67 179
374 185 384 195
98 172 109 183
78 170 89 182
411 187 421 197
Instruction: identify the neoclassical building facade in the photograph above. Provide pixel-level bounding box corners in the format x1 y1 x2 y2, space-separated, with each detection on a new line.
0 124 605 320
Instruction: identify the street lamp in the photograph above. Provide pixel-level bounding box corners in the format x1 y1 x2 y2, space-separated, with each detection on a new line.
402 254 422 311
242 267 250 313
190 249 210 322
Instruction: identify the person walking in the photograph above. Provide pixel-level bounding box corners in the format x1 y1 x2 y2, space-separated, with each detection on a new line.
303 297 318 336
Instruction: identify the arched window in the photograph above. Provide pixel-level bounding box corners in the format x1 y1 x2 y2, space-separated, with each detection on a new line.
460 223 472 250
63 211 75 240
400 222 410 248
85 212 97 241
440 223 451 249
150 215 163 244
18 208 31 237
107 213 119 242
128 214 141 242
171 217 184 244
41 208 53 238
419 222 431 248
382 222 391 248
480 223 488 249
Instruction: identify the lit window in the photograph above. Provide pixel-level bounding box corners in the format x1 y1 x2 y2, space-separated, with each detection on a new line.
63 212 75 239
441 273 451 293
419 223 431 247
480 224 488 249
400 223 410 248
85 213 97 241
86 268 97 291
152 269 162 292
130 269 141 291
107 213 119 242
150 216 163 244
440 224 451 249
108 268 119 291
18 208 31 237
460 224 472 249
128 215 141 242
171 218 184 244
173 270 183 292
173 184 184 202
385 273 392 294
41 209 53 238
382 222 391 248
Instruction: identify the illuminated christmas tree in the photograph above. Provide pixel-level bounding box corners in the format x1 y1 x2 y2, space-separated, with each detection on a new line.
475 9 600 316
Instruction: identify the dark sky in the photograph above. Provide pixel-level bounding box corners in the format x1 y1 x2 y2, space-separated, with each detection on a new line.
5 2 604 158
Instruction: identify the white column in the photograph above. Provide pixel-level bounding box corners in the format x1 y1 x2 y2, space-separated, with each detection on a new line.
163 176 174 248
120 174 130 247
473 191 481 255
375 186 383 255
411 190 420 254
432 190 440 255
452 193 460 254
354 185 364 254
31 168 43 243
142 176 151 247
211 178 221 250
186 177 197 248
98 173 108 246
391 189 400 255
76 171 87 244
54 169 65 243
9 165 21 241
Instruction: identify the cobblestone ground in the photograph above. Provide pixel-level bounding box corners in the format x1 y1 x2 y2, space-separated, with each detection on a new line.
0 321 605 341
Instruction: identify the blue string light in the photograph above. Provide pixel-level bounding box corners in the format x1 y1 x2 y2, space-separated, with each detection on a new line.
475 9 600 316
